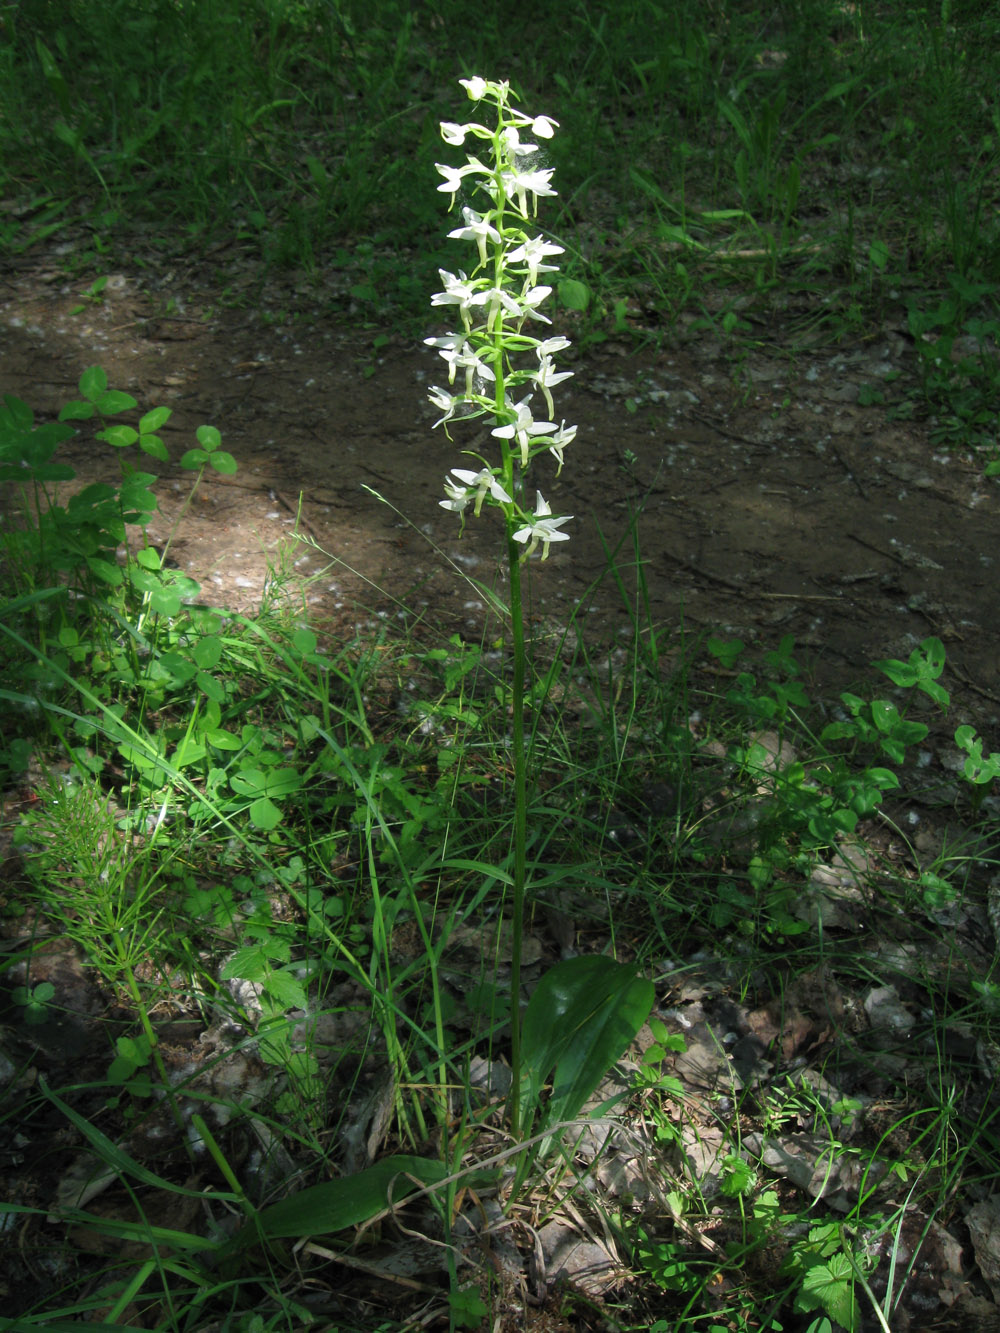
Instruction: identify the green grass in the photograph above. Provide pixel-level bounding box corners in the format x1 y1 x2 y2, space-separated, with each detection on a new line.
5 0 998 463
1 369 999 1330
3 1 1000 348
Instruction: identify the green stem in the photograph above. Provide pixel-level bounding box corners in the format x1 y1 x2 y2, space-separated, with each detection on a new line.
505 522 527 1139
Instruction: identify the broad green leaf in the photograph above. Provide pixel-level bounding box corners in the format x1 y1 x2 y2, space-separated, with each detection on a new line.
79 365 108 402
107 1054 140 1083
130 564 164 594
172 736 206 768
558 278 590 311
263 969 307 1010
99 425 138 448
800 1254 859 1330
874 637 948 706
0 461 75 482
86 556 123 586
293 627 318 655
208 450 238 474
148 587 182 616
180 448 208 469
520 955 653 1129
134 547 161 571
197 424 222 450
58 398 96 421
193 635 223 668
16 419 76 459
707 636 744 669
139 433 169 462
221 943 271 983
205 727 242 750
870 699 899 733
97 390 138 415
158 651 197 684
249 796 283 830
196 670 226 703
251 1154 451 1242
0 394 33 430
139 406 171 433
261 767 302 797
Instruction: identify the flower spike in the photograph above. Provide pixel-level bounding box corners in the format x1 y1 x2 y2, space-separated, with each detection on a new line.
427 78 575 559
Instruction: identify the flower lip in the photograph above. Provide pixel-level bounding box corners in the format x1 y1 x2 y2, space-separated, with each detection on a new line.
512 491 572 560
491 395 557 467
440 466 512 517
459 76 489 101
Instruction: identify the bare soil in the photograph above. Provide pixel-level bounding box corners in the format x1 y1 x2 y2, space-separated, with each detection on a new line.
2 246 998 725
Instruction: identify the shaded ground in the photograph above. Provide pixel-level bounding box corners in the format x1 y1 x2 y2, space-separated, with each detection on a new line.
2 244 998 722
3 243 1000 1330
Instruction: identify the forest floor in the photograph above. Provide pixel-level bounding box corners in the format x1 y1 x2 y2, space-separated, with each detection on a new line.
3 238 1000 1331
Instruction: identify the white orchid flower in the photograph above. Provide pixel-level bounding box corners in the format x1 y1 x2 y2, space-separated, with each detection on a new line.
430 81 575 557
512 492 572 560
533 354 574 418
455 344 496 396
443 467 512 517
507 236 565 287
426 333 495 393
513 283 553 325
502 126 538 158
435 157 487 208
491 396 556 467
474 283 531 332
424 333 468 385
500 166 557 218
459 76 489 101
531 115 558 138
545 420 578 473
431 268 485 330
535 335 572 357
440 122 470 146
506 109 560 139
447 206 501 268
440 474 474 513
428 385 460 428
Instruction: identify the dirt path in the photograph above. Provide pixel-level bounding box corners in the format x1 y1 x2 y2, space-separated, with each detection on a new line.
3 249 997 722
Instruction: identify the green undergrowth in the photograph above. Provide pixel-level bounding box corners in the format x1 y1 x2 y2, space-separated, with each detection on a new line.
3 0 1000 465
1 371 999 1330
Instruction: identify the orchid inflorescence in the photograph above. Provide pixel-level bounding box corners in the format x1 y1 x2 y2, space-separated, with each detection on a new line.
427 76 575 561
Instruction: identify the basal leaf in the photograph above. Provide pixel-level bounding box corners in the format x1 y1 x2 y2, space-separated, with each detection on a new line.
251 1155 451 1242
521 955 654 1130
